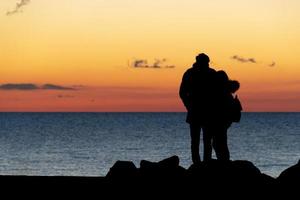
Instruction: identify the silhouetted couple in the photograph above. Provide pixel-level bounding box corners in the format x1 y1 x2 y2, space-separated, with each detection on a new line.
180 53 242 164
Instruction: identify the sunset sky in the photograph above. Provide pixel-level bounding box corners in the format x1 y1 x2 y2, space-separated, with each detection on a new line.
1 0 300 112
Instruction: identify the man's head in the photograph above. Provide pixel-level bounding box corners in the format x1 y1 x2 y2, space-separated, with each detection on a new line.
195 53 210 68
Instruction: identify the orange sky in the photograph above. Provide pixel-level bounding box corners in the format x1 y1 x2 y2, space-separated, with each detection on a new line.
1 0 300 112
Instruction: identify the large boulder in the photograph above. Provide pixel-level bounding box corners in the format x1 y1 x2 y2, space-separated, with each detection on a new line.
277 160 300 185
104 156 279 194
187 159 268 189
158 155 180 168
139 156 186 181
105 161 138 181
140 155 180 170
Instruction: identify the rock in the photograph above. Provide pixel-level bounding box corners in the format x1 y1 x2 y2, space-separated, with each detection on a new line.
104 156 299 195
158 156 180 168
187 159 264 188
105 161 138 180
230 160 262 181
260 173 276 185
140 160 158 170
277 160 300 185
139 156 185 181
140 155 180 169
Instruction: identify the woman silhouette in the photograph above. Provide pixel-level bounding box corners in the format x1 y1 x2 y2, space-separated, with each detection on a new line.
203 70 240 161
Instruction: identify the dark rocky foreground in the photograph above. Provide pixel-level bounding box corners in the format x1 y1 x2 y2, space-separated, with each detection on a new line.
0 156 299 197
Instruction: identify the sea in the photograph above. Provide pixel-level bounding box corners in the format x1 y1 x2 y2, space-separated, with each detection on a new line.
0 112 299 178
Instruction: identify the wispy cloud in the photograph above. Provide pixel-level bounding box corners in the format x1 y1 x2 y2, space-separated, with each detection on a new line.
57 94 75 98
133 59 148 68
0 83 38 90
231 55 277 67
6 0 30 16
231 55 257 63
0 83 76 91
131 58 175 69
42 84 75 90
269 62 276 67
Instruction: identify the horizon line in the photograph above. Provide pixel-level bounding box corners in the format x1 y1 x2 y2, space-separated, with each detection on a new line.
1 111 300 113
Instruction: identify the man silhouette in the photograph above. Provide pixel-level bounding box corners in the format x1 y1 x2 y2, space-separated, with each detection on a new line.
179 53 218 163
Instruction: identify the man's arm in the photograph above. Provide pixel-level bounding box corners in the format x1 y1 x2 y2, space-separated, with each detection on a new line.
179 71 191 110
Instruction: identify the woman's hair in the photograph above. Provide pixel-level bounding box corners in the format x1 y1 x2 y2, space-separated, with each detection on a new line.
228 80 240 93
216 70 240 93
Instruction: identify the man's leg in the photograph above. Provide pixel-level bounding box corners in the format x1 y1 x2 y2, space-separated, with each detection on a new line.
190 124 201 164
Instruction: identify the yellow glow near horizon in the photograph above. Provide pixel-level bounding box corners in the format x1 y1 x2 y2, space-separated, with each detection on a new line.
1 0 300 111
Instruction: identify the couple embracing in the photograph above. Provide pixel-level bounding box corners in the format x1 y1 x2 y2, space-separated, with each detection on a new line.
180 53 242 164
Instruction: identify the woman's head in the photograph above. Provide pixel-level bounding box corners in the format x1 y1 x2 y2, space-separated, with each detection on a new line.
216 70 240 93
228 80 240 93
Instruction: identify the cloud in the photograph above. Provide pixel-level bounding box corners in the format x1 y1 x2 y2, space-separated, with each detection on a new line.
231 55 257 63
6 0 30 16
0 83 38 90
0 83 76 91
71 85 85 88
269 62 276 67
165 65 176 69
133 59 148 68
57 95 75 98
42 84 75 90
231 55 277 67
152 58 166 68
131 58 176 69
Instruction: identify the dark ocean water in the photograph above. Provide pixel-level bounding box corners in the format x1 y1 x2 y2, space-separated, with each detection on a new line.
0 112 299 177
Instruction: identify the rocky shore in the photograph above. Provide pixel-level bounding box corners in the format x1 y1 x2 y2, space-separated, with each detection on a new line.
104 156 299 197
0 156 299 197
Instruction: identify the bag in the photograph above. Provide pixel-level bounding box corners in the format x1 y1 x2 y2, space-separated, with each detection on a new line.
230 95 243 122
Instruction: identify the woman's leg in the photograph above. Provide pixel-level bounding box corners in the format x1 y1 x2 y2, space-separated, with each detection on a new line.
203 126 213 161
213 127 230 161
